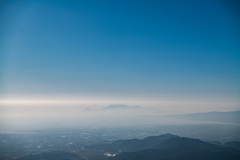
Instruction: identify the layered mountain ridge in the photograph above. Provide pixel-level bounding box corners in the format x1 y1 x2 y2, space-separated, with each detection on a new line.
17 133 240 160
89 133 240 160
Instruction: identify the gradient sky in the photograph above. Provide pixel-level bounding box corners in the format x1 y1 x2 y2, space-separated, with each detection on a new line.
0 0 240 111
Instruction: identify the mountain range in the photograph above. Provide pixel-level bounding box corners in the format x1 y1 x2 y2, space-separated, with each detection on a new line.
81 105 240 125
17 133 240 160
168 110 240 124
89 133 240 160
101 105 142 110
82 105 143 112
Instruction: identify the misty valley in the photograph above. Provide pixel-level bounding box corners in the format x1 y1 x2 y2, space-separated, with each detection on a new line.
1 122 240 160
1 107 240 160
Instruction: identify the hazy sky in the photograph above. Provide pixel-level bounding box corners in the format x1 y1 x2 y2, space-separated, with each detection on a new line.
0 0 240 111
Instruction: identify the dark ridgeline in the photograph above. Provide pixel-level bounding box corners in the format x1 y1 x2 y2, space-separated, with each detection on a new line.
88 133 178 152
17 133 240 160
89 133 240 160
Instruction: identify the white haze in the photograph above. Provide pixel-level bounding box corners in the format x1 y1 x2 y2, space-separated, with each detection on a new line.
1 102 239 132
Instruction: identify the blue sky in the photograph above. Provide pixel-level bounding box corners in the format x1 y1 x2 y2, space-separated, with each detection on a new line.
0 0 240 111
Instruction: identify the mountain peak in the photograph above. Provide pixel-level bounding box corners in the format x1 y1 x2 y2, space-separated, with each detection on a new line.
82 107 91 111
102 105 141 110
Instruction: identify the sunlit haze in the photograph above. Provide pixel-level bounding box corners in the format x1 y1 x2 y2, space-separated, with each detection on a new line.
0 0 240 131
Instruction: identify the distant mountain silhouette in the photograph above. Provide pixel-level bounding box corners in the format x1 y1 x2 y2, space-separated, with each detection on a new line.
80 104 169 116
17 151 79 160
169 110 240 124
82 107 91 111
101 105 142 110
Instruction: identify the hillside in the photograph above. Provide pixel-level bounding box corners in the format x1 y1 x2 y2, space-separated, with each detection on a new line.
111 136 240 160
88 133 240 160
88 133 178 152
